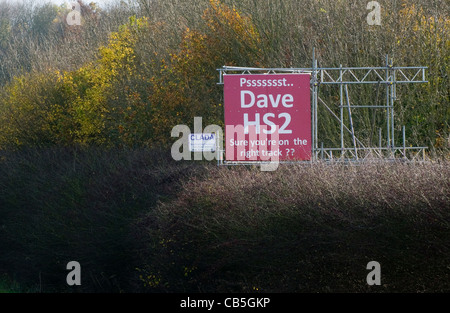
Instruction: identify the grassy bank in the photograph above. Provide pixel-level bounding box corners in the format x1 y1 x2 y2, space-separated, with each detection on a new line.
0 148 449 292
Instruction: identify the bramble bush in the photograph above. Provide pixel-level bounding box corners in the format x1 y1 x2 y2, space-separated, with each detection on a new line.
134 160 450 292
0 146 205 292
0 0 446 151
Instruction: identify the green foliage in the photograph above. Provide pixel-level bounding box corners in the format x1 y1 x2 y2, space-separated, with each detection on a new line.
0 16 150 148
31 3 59 41
395 2 450 149
0 0 448 151
0 1 266 149
0 71 75 148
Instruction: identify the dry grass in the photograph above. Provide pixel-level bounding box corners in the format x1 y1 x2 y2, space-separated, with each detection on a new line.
136 160 450 292
0 147 448 292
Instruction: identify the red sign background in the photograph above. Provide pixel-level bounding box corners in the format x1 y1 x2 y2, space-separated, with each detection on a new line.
224 73 311 161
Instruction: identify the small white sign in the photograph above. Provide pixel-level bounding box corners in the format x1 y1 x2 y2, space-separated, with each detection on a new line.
189 133 216 152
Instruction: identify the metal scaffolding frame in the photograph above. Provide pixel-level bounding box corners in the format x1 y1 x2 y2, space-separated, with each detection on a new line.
217 52 428 164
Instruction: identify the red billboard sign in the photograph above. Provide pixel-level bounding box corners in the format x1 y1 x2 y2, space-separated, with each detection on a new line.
224 73 311 161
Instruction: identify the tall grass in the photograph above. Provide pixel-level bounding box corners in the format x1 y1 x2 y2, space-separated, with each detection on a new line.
0 147 205 292
135 160 450 292
0 148 448 292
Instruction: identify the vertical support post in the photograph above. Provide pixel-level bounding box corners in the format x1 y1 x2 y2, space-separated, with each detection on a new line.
390 58 395 153
216 130 220 166
345 84 358 160
311 48 316 161
320 142 324 159
393 68 397 100
340 64 344 158
379 127 382 157
402 126 406 158
314 59 319 160
385 55 391 152
219 69 223 85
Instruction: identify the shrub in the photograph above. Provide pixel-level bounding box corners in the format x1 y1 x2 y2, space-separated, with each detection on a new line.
135 161 450 292
0 146 205 292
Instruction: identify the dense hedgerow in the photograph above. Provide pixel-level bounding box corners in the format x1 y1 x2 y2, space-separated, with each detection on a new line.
0 147 207 292
134 160 450 292
0 148 448 292
0 0 448 151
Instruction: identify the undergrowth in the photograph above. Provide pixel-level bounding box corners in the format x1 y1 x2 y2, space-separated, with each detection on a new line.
0 148 449 292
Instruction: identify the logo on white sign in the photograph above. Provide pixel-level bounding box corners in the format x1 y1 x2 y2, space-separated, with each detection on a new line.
189 133 216 152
